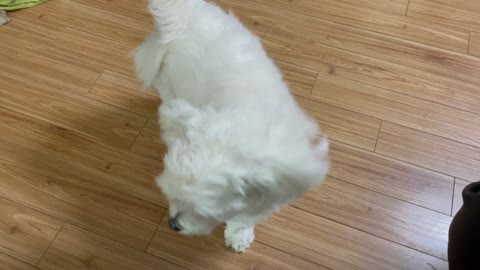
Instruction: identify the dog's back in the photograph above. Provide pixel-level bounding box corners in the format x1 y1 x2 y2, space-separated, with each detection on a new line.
134 0 329 198
134 0 293 108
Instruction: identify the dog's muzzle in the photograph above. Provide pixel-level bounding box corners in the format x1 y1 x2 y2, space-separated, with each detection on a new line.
168 216 183 232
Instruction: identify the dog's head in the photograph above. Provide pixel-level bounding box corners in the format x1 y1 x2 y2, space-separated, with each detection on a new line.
156 153 265 235
155 100 256 235
157 134 281 235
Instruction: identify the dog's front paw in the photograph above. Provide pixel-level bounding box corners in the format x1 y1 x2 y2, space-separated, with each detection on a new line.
224 225 254 253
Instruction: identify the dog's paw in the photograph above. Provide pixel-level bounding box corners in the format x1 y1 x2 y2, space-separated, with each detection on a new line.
224 225 255 253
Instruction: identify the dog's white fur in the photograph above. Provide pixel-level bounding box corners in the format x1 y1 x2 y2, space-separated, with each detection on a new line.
133 0 329 252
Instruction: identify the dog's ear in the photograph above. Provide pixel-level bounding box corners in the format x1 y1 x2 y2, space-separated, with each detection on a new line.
158 100 216 145
227 166 277 208
229 157 325 209
131 32 166 89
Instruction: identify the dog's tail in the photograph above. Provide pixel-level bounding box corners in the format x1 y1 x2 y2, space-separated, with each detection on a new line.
132 0 203 89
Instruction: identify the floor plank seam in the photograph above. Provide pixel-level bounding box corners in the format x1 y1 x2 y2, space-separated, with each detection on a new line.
36 222 65 267
317 174 452 217
374 120 383 152
372 147 471 184
2 97 150 156
60 12 148 50
405 0 411 16
309 72 319 98
0 195 64 226
0 185 166 237
0 251 39 269
468 32 472 55
82 92 155 119
288 205 448 262
60 222 156 254
129 118 149 150
293 94 386 133
373 120 480 169
142 252 191 270
0 155 167 216
252 238 334 270
0 176 166 250
274 48 480 118
325 70 480 117
310 81 480 150
266 26 476 82
68 0 153 24
85 70 104 95
331 132 463 186
144 211 166 252
330 136 460 195
55 222 190 270
254 2 470 55
1 79 150 151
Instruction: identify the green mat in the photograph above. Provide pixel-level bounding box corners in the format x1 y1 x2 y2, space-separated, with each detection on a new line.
0 0 48 11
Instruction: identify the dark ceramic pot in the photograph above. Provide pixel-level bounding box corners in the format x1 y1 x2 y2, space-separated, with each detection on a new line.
448 181 480 270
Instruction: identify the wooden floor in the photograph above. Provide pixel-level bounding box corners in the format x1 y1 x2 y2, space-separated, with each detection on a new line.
1 0 479 269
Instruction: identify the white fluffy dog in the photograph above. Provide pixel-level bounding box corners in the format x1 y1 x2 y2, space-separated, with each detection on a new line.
133 0 329 252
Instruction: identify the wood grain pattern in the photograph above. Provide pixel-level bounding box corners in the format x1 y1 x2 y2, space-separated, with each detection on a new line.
6 0 68 30
0 198 63 265
255 207 448 270
263 31 480 116
0 107 165 207
296 97 381 151
0 160 164 251
0 51 100 96
452 179 470 216
326 0 410 14
257 0 410 16
131 119 167 161
0 253 38 270
38 224 184 270
217 1 266 37
275 61 317 98
0 0 141 90
293 177 451 259
0 1 100 95
311 73 480 148
88 70 160 117
408 0 480 31
3 0 477 267
469 32 480 57
255 2 480 84
68 0 151 23
329 141 454 215
376 122 480 182
221 0 468 53
147 215 328 270
60 0 151 48
0 150 165 249
42 27 134 76
0 1 65 52
0 75 146 150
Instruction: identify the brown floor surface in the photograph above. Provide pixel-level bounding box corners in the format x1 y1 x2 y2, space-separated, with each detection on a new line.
2 0 480 269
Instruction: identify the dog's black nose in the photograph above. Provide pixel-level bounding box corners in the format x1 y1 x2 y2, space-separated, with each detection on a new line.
168 217 182 232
